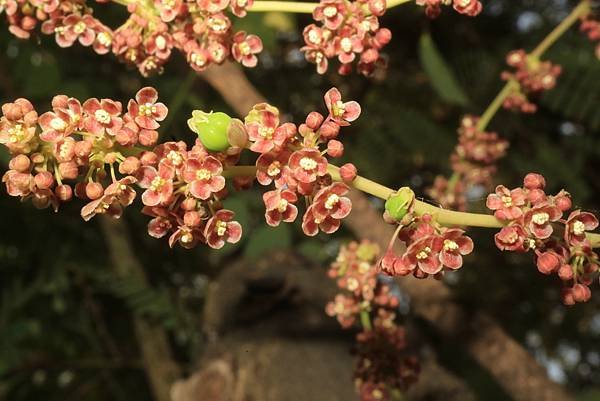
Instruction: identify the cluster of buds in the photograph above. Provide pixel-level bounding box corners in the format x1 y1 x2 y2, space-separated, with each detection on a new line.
487 173 600 305
416 0 482 19
501 50 562 113
428 115 509 211
1 0 261 77
1 0 105 44
379 188 475 278
248 88 360 236
326 241 419 401
580 14 600 59
301 0 392 76
0 87 166 216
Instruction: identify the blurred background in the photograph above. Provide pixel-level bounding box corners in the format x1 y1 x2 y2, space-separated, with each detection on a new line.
1 0 600 400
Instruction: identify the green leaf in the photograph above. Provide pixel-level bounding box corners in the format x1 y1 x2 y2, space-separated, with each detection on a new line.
244 224 292 259
419 33 470 106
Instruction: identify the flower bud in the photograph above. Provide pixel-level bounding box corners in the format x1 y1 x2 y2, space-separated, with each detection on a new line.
385 187 415 221
558 264 574 281
139 129 159 146
30 153 44 164
184 211 202 227
561 288 575 305
86 182 104 200
327 140 344 157
523 173 546 189
180 197 197 211
319 120 340 140
339 163 357 182
554 192 572 212
115 126 138 146
305 112 324 130
34 171 54 189
74 182 88 199
227 118 249 148
527 188 546 205
374 28 392 47
572 283 591 303
55 184 73 202
119 156 141 174
9 154 31 172
536 251 560 275
58 161 79 180
74 140 92 159
140 151 158 165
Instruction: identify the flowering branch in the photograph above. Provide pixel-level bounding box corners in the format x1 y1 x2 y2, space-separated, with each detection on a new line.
246 0 412 13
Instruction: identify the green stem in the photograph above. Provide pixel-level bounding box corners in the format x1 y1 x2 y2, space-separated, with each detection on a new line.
359 310 372 331
476 0 590 131
224 164 600 247
530 0 591 59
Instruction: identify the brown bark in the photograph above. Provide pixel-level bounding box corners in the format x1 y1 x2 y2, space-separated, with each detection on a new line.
199 62 576 401
100 217 182 401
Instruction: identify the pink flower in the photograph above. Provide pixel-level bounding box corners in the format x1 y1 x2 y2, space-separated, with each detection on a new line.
58 14 97 48
535 250 562 275
197 0 229 13
230 0 254 17
137 164 175 206
453 0 482 17
255 151 290 186
105 176 137 207
564 210 599 246
402 236 443 275
486 185 527 221
204 209 242 249
263 189 298 227
325 294 359 328
494 225 528 252
182 156 225 200
313 0 346 30
435 229 474 269
523 204 562 239
80 195 122 221
246 109 292 153
288 148 328 184
127 87 168 130
169 225 204 249
143 206 174 238
82 98 123 136
323 87 361 125
231 32 263 68
311 182 352 221
155 0 183 22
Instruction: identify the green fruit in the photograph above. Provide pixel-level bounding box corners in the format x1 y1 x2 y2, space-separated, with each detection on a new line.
188 111 232 151
385 187 415 221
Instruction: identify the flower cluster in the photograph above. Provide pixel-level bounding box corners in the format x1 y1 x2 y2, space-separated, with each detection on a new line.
580 14 600 59
0 87 246 250
1 0 261 76
326 241 419 401
139 140 242 250
0 87 166 217
301 0 392 76
416 0 482 19
428 115 509 210
501 50 562 113
249 87 360 236
379 211 475 278
487 173 600 305
0 0 99 41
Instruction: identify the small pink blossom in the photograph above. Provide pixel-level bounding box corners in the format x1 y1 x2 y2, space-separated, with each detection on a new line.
564 210 598 246
231 32 263 68
127 87 168 130
204 209 242 249
486 185 527 221
323 87 361 125
263 189 298 227
182 156 225 200
137 164 175 206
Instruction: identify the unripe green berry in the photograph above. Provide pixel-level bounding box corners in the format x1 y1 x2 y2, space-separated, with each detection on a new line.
188 110 232 151
385 187 415 221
